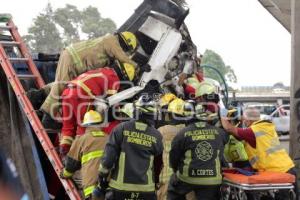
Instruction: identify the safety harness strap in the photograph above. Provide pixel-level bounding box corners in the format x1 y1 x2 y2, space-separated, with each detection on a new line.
71 73 104 98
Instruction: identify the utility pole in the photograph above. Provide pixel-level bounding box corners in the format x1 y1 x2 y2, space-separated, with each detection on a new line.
290 0 300 187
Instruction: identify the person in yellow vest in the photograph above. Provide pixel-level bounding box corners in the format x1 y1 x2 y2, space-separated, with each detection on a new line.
221 107 297 199
40 32 138 125
60 110 109 200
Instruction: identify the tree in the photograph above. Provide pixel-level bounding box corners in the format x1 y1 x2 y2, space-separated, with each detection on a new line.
201 49 237 84
23 3 117 53
273 82 285 89
23 3 63 54
53 4 81 45
81 6 116 39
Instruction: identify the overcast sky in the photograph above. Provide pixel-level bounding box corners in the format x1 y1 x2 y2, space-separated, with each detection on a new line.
0 0 291 86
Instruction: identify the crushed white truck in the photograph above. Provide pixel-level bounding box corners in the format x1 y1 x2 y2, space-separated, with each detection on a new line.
105 0 200 105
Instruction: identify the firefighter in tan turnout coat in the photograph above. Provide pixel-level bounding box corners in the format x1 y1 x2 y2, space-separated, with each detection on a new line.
40 32 138 126
60 110 109 199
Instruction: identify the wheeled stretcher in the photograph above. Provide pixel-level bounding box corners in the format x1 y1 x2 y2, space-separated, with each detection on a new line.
221 170 296 200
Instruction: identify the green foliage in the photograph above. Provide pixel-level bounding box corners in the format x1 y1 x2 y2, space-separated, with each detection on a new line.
81 6 116 39
201 49 237 84
273 82 285 88
53 4 81 44
23 3 63 54
23 3 117 53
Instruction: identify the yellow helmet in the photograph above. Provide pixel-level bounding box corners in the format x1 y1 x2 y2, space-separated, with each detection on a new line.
135 95 158 116
120 103 134 118
116 61 135 81
160 93 177 107
186 76 200 85
82 110 103 127
195 104 218 121
168 98 194 116
227 108 238 117
168 98 185 116
120 31 137 51
195 81 217 97
123 63 135 81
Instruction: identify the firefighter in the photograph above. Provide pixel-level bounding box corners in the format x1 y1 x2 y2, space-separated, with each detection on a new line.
157 93 178 127
221 107 297 199
183 72 204 99
195 81 219 105
102 103 135 135
60 110 109 199
119 103 134 119
168 104 229 200
59 62 135 157
157 98 196 200
39 31 138 126
95 96 163 200
194 81 220 127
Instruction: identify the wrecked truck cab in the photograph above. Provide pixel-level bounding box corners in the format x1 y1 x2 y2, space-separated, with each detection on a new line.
138 15 182 85
106 0 198 105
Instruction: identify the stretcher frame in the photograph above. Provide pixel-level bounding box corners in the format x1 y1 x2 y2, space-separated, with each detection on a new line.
221 178 295 200
223 178 294 190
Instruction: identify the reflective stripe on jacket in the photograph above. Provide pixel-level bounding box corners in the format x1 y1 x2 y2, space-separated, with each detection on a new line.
170 121 229 185
100 120 163 192
70 67 120 98
66 34 136 74
63 130 108 198
245 120 294 172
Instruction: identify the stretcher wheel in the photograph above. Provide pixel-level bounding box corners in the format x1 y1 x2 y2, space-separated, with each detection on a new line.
220 185 231 200
289 189 296 200
238 190 247 200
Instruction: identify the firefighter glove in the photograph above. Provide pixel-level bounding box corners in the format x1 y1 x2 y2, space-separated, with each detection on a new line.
60 168 73 179
59 144 71 159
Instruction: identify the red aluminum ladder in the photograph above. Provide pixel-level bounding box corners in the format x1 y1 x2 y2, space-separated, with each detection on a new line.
0 17 82 200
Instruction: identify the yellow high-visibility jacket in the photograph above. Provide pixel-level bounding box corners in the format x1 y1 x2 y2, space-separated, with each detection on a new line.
245 120 294 172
